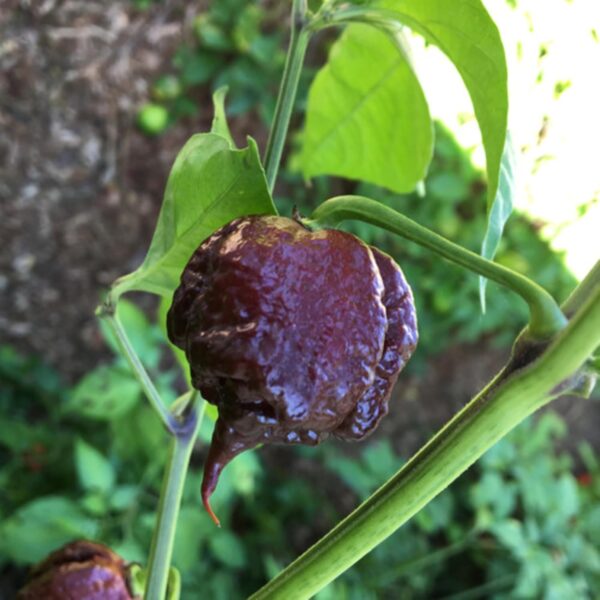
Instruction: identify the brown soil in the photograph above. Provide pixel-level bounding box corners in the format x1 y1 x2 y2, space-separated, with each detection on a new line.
0 0 220 381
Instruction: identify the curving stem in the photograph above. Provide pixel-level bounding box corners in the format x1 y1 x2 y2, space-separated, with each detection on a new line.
144 394 205 600
264 0 311 192
308 195 568 341
96 295 175 434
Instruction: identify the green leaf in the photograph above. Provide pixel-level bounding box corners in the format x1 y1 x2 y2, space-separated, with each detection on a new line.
109 485 140 511
490 519 527 557
80 492 109 516
209 529 247 569
66 365 140 420
167 567 182 600
375 0 508 207
75 438 115 493
479 132 517 311
176 49 223 86
111 403 168 465
415 491 454 534
113 133 276 299
172 507 212 572
211 86 235 147
301 24 433 193
0 496 98 564
0 418 37 452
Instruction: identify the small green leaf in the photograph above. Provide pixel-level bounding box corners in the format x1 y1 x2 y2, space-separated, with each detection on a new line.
209 530 247 569
375 0 508 207
301 24 433 193
490 519 527 556
66 365 140 420
75 438 116 493
109 485 140 511
177 50 223 86
211 86 235 147
111 403 168 464
172 507 212 572
0 496 98 564
479 132 517 311
0 418 37 452
167 567 182 600
113 133 276 299
127 563 148 596
80 492 109 516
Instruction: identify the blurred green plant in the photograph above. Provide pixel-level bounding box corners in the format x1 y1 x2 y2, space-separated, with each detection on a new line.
308 412 600 599
131 0 159 10
136 0 295 135
2 326 598 599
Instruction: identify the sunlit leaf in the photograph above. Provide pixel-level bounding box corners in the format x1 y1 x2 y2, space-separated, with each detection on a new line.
113 134 276 299
375 0 509 209
301 24 433 193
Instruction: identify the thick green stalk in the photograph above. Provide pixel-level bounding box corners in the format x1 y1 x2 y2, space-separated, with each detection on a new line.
96 300 174 433
264 0 310 191
145 396 205 600
309 196 567 340
562 259 600 317
250 283 600 600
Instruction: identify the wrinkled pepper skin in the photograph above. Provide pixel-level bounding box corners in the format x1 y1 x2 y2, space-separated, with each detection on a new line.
17 540 133 600
167 216 418 520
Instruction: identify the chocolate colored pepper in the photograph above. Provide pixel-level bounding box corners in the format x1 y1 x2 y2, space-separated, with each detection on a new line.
17 540 133 600
167 216 418 523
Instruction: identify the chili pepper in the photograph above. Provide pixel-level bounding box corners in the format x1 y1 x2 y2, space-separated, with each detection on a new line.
168 215 418 524
17 540 133 600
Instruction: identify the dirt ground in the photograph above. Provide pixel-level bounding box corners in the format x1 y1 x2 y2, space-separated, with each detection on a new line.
0 0 216 380
1 1 597 452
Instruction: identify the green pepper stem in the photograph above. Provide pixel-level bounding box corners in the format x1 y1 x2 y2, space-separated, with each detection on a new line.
310 4 418 34
562 259 600 317
96 298 175 434
250 280 600 600
145 395 205 600
264 0 310 192
309 195 567 340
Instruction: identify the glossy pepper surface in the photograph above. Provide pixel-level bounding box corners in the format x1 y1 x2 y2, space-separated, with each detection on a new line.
167 216 418 523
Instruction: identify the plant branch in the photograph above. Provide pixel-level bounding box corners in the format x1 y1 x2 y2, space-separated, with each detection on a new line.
145 394 205 600
562 259 600 317
264 0 310 192
311 4 417 34
250 283 600 600
96 297 175 433
308 196 567 340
